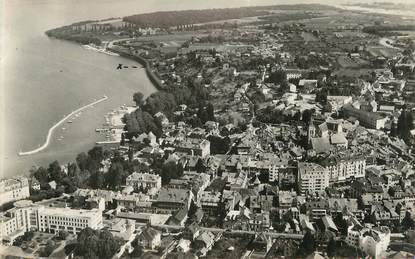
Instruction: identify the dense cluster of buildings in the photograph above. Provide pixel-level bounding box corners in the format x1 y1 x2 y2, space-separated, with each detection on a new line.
2 4 415 259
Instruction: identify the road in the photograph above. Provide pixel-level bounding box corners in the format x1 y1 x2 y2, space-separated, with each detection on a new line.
379 37 403 51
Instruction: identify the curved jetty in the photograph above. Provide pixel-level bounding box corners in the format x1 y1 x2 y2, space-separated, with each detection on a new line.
19 95 108 156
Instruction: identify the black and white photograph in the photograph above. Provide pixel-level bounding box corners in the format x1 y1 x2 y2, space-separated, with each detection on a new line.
1 0 415 258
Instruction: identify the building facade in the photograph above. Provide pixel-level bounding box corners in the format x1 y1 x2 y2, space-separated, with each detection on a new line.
126 172 162 192
175 138 210 158
37 206 102 234
298 162 329 195
0 178 30 206
324 156 366 184
0 200 103 244
347 225 390 259
343 104 387 130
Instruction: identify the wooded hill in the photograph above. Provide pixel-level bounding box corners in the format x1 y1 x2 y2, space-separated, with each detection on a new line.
123 4 337 28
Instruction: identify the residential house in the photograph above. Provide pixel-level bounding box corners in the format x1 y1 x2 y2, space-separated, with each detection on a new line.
136 227 161 250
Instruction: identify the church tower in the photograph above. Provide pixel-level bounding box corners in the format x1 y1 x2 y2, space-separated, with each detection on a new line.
307 117 316 143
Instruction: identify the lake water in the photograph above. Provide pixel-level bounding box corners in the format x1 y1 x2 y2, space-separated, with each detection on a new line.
1 0 412 179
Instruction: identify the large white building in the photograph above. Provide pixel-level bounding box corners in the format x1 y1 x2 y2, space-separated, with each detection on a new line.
0 177 30 206
322 156 366 184
343 104 387 130
346 225 390 259
0 200 103 245
37 206 102 235
298 162 329 195
126 172 162 192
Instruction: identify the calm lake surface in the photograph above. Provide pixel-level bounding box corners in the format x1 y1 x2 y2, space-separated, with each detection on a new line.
1 0 411 179
0 0 284 179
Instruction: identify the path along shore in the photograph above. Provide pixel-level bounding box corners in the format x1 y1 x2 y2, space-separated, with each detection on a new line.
18 95 108 156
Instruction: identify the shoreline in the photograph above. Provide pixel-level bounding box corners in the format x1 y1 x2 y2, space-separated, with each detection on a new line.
18 34 163 160
46 36 165 92
18 95 108 156
106 46 164 91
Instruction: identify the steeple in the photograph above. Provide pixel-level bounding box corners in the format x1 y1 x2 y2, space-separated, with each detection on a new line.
307 117 316 143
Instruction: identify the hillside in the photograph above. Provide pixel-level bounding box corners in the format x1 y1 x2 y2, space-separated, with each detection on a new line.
123 4 338 28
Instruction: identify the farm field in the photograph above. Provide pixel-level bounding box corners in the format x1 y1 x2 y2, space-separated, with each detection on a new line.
337 55 369 68
366 45 400 58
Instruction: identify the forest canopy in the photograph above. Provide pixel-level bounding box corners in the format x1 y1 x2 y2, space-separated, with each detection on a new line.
123 4 336 28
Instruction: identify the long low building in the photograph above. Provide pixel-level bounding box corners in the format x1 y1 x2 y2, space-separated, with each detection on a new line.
343 104 387 130
0 200 103 245
37 206 102 235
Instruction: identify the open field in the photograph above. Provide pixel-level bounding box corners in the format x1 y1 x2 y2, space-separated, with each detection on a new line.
366 46 400 58
333 68 373 77
337 56 369 68
301 32 319 42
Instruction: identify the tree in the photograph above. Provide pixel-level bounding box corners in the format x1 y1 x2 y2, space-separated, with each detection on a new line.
32 167 49 186
130 245 143 257
133 91 144 107
48 161 63 183
76 152 88 171
88 146 104 163
123 109 162 138
302 109 314 124
268 70 287 85
327 238 336 257
298 231 316 256
402 211 415 230
143 91 177 116
187 200 199 224
206 103 215 121
159 161 183 185
90 171 105 189
390 120 398 137
66 163 78 177
333 213 348 236
58 230 69 240
315 89 328 105
98 230 121 259
76 228 121 259
106 162 126 190
13 231 34 246
207 136 230 154
197 103 209 124
258 171 269 183
43 240 56 257
195 159 206 174
397 110 414 143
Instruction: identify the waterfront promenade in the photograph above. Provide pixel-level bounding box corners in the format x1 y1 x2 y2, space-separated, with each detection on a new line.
18 96 109 156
